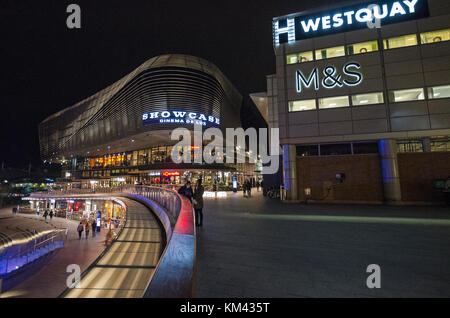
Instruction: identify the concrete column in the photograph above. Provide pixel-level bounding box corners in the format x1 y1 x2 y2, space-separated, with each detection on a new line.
422 138 431 152
282 144 298 201
378 139 402 204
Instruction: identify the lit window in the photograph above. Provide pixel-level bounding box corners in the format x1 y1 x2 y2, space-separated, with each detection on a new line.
420 28 450 44
427 85 450 100
352 92 384 106
431 137 450 152
318 96 349 109
315 46 345 60
347 41 378 55
288 99 316 112
383 34 418 50
389 88 425 103
397 140 423 153
286 51 314 64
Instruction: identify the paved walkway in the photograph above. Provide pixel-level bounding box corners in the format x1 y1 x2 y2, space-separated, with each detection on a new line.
196 191 450 297
0 208 107 298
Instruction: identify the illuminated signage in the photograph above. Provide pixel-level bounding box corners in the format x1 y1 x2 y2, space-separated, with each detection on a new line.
296 62 363 93
162 171 181 177
142 111 220 127
273 0 429 44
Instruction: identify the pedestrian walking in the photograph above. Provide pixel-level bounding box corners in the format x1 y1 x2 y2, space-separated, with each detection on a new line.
77 222 84 240
49 210 54 220
12 207 16 215
92 219 97 237
43 210 48 221
243 179 248 198
85 221 91 238
105 229 113 246
193 179 205 227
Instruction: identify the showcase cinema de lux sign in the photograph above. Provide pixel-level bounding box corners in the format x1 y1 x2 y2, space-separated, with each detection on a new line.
273 0 429 44
142 111 220 127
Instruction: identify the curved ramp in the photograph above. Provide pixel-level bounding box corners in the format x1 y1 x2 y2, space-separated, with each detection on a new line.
64 197 164 298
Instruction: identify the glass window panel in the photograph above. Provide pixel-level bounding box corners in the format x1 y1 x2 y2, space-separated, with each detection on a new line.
286 51 314 64
318 96 349 109
389 88 425 103
431 138 450 152
383 34 418 50
420 28 450 44
352 92 384 106
288 99 316 112
159 146 167 162
166 146 173 162
296 145 319 156
315 46 345 60
286 54 299 65
347 41 378 55
397 140 423 153
151 147 160 163
427 85 450 99
320 143 351 155
352 142 379 154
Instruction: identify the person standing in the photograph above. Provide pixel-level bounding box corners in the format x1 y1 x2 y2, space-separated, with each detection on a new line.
243 179 248 198
178 181 193 202
49 210 54 220
92 219 97 237
77 222 84 240
85 221 91 238
193 179 205 227
43 210 48 221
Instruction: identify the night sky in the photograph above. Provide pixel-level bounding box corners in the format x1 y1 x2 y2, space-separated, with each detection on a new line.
1 0 347 168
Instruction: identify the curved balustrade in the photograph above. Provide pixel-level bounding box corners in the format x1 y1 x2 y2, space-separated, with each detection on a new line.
0 229 66 277
125 185 196 298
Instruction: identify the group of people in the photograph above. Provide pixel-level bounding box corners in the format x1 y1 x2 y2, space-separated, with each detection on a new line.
11 205 20 215
178 179 205 227
77 218 98 240
42 210 55 221
242 179 263 198
243 179 253 198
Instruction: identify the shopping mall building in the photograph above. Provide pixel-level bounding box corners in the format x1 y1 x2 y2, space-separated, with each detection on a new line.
265 0 450 204
39 54 260 190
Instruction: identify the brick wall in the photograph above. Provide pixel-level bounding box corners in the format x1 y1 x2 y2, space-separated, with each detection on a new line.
296 154 384 203
398 152 450 202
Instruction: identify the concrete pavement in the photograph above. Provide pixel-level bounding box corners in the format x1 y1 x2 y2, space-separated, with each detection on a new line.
196 191 450 297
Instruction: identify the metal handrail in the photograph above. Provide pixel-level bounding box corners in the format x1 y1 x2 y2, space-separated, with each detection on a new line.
125 185 196 298
0 229 67 276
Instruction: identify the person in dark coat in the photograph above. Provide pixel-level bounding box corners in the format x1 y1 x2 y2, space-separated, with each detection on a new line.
193 179 205 227
178 181 193 202
92 219 97 237
77 222 84 240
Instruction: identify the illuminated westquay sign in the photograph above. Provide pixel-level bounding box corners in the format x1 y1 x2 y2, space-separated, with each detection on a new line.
296 62 363 93
273 0 429 44
142 111 220 127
